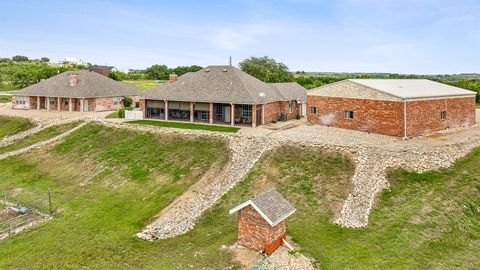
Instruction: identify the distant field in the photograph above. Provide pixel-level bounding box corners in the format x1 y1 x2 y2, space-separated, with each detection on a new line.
123 80 164 91
0 116 34 139
0 84 20 91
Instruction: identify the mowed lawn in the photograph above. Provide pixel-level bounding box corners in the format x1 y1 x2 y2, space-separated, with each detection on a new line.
0 121 81 155
128 120 240 133
0 116 35 138
123 80 164 91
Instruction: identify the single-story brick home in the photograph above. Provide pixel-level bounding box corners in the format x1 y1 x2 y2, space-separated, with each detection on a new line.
88 65 117 76
307 79 477 137
12 70 140 112
140 65 307 127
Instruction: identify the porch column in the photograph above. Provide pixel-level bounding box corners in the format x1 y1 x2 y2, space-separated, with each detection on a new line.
36 96 40 110
46 97 50 111
190 102 194 122
261 104 265 125
209 103 213 124
230 104 235 126
164 100 168 120
68 98 72 112
57 97 60 111
80 99 84 112
252 104 257 128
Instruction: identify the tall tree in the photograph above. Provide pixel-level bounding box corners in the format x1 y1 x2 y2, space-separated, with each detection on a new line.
12 55 29 62
239 56 295 83
145 64 171 80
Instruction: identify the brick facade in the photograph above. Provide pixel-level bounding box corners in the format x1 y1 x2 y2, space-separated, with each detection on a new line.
307 95 476 137
263 100 301 124
237 205 286 255
12 95 138 112
406 97 476 137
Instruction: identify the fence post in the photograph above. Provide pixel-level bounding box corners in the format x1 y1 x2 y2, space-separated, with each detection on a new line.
48 190 52 215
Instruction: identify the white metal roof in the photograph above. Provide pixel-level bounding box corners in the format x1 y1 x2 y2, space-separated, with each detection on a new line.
348 79 476 99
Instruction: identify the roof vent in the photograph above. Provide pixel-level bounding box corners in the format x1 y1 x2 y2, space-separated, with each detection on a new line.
259 92 266 97
223 69 228 72
205 68 210 72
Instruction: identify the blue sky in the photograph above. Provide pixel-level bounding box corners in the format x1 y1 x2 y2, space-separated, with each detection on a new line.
1 0 479 74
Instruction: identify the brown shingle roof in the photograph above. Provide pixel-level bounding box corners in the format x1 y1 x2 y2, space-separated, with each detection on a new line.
229 189 296 226
13 70 141 98
143 65 306 104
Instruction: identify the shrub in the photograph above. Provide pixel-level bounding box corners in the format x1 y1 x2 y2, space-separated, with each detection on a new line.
122 97 133 108
117 106 133 118
272 120 277 124
295 114 301 120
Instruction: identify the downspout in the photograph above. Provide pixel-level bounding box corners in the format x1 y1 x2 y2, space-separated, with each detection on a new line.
403 99 407 140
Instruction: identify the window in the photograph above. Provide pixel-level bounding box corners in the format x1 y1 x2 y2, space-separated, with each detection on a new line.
16 96 26 105
242 105 252 117
310 106 317 114
344 110 354 119
288 101 294 113
440 111 446 120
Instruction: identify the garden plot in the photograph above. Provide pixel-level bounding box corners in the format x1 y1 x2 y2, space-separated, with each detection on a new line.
0 202 52 241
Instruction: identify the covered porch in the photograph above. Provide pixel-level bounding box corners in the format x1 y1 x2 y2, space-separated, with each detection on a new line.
34 96 91 112
144 100 264 127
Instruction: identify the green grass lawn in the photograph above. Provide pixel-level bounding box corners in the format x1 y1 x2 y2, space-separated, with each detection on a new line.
128 120 240 133
0 95 12 103
105 111 119 118
123 80 164 91
0 123 232 269
0 116 35 139
0 84 20 92
0 121 81 155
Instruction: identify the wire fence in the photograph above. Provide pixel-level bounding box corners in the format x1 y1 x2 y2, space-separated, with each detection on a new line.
0 189 53 239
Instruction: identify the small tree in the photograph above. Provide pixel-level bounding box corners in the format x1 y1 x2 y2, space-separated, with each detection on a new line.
40 57 50 63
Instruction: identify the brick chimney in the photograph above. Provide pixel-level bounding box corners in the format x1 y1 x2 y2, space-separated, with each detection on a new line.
68 73 78 86
169 74 178 83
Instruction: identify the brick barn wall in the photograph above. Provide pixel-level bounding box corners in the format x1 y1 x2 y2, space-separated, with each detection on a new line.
263 101 301 124
307 96 405 137
406 96 476 137
237 205 286 254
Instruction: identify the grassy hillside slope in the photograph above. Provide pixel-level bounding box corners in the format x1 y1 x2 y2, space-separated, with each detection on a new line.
0 116 34 138
0 123 230 269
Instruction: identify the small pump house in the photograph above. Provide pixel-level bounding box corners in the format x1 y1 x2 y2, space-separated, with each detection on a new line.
229 189 296 255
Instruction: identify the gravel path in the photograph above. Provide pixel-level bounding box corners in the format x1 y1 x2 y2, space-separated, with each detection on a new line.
0 122 87 160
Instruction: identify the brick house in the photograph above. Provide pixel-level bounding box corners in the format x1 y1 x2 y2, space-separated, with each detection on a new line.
88 65 117 76
12 70 140 112
307 79 477 138
229 189 296 255
141 66 307 127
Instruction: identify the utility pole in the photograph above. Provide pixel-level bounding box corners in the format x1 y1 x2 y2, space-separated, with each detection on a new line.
229 56 232 66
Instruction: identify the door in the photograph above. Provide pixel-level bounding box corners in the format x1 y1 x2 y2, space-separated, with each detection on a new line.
256 107 262 125
83 100 89 112
224 105 231 123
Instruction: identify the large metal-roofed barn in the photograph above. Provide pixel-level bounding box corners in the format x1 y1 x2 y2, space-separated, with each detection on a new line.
12 70 141 112
307 79 477 137
140 65 307 127
229 189 296 255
